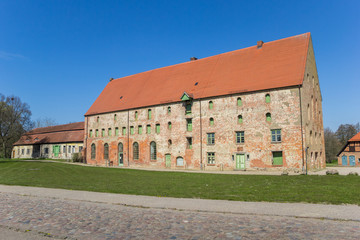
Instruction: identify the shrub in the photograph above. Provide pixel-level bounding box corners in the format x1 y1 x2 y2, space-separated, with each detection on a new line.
71 153 83 163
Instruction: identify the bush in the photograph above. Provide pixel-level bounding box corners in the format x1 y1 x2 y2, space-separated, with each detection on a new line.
71 153 83 163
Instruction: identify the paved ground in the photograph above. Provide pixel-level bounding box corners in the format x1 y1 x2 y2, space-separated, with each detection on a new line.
0 185 359 239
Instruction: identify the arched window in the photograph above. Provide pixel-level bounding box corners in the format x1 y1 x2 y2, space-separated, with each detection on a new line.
114 114 117 121
148 109 152 120
150 141 157 160
238 115 243 124
168 106 171 114
209 117 214 126
209 101 213 109
168 139 172 146
133 142 139 160
91 143 96 160
237 97 242 106
97 116 100 123
265 94 270 103
266 113 271 122
135 111 138 120
104 143 109 160
168 121 172 130
118 142 123 153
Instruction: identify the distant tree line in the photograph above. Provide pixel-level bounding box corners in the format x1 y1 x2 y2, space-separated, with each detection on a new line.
324 123 360 163
0 93 58 158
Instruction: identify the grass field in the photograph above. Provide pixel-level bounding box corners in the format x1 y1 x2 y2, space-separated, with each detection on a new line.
0 159 359 205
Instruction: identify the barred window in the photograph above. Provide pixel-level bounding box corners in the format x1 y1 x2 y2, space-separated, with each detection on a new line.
150 141 157 160
104 143 109 160
133 142 139 160
91 143 96 159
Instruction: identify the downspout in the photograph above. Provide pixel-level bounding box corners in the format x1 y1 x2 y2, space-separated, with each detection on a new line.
127 110 130 167
298 86 305 172
199 99 203 170
84 116 88 164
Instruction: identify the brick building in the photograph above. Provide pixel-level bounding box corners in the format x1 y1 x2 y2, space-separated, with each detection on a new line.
337 132 360 166
84 33 325 171
12 122 84 160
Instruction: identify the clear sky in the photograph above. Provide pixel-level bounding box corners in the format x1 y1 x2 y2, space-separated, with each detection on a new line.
1 0 359 131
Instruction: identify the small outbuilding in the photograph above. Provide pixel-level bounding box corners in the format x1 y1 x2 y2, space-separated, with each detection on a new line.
337 132 360 166
12 122 84 160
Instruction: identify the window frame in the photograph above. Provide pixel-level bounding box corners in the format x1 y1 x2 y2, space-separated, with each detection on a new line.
150 141 157 160
104 143 109 160
236 131 245 144
207 133 215 145
207 152 215 165
133 142 139 160
271 129 281 143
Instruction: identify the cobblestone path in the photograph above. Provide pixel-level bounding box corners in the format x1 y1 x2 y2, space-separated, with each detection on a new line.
0 193 359 240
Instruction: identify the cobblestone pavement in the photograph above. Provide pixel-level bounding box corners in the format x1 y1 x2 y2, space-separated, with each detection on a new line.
0 193 359 240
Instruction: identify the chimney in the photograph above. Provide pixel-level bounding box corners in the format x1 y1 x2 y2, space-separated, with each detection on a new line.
257 41 264 48
109 78 114 82
190 57 198 61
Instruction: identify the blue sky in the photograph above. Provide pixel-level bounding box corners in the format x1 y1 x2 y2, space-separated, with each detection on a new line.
0 0 359 131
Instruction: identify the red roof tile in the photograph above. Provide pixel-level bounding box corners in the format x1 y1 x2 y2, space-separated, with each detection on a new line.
13 122 84 146
349 132 360 142
85 33 310 116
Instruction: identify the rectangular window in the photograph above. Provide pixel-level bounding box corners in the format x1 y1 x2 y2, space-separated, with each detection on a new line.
156 124 160 134
236 131 245 144
89 130 93 137
68 146 71 153
130 126 134 135
207 133 215 145
122 127 126 135
186 118 192 132
45 148 49 154
185 103 192 115
115 127 119 136
79 146 83 152
108 128 112 136
21 149 24 155
272 151 283 165
26 149 30 155
147 125 151 134
102 129 105 137
96 129 99 137
63 146 66 153
207 152 215 165
187 137 192 149
138 125 142 134
271 129 281 142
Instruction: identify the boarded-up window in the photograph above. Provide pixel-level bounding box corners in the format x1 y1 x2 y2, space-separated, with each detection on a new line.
150 141 156 160
148 109 152 120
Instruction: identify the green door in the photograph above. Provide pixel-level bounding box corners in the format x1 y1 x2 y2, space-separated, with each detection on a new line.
236 154 245 170
273 151 283 165
53 145 60 157
165 154 171 168
118 143 124 166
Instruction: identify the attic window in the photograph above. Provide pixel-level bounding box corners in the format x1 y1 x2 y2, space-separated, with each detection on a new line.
120 96 123 99
195 82 198 86
35 138 39 140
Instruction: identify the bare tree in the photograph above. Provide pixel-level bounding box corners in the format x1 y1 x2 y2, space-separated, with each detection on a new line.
0 94 33 158
335 124 358 146
324 127 341 163
34 117 58 128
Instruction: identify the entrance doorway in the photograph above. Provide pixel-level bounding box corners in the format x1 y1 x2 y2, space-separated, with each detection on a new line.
165 154 171 168
118 143 124 166
349 155 355 166
342 155 348 166
235 154 245 170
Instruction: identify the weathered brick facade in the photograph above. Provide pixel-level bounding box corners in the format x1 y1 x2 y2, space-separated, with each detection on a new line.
84 33 325 171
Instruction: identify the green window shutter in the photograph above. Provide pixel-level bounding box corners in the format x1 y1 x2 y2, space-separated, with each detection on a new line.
187 119 192 131
96 129 99 137
115 128 119 136
185 103 191 115
266 113 271 122
135 111 138 120
209 101 213 109
147 125 151 134
266 94 270 103
130 126 134 135
108 128 111 136
138 126 142 134
272 151 283 165
148 109 152 119
237 98 242 106
122 127 126 135
156 124 160 134
210 118 214 126
168 122 172 130
238 115 243 124
102 129 105 137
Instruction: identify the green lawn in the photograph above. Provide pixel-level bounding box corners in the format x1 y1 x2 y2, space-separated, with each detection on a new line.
0 159 359 205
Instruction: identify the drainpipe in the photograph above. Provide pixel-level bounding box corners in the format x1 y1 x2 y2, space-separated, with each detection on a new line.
299 86 305 172
305 147 309 175
199 99 203 170
127 110 130 167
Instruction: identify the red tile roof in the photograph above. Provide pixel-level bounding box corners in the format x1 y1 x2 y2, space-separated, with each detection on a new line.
13 122 84 146
85 33 311 116
349 132 360 142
